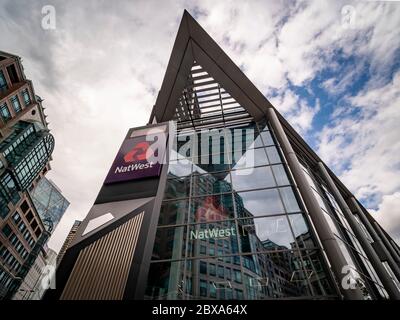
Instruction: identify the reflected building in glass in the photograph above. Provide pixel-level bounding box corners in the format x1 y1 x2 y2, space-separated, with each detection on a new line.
146 120 337 299
51 11 400 300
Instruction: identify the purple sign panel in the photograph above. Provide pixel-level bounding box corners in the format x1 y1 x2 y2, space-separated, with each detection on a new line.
104 127 167 184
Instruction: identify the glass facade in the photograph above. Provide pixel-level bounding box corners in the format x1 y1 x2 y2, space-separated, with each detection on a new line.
145 117 336 300
0 121 55 217
0 173 20 218
298 160 388 299
30 177 70 232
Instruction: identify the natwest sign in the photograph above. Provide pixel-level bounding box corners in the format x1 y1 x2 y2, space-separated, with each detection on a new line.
104 124 167 184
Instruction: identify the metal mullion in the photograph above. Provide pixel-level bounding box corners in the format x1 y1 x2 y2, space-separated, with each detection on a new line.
182 90 196 130
191 87 202 121
179 133 195 300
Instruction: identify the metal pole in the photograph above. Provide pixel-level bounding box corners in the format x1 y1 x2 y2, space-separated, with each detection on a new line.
373 221 400 265
266 108 363 300
350 198 400 286
390 240 400 258
318 163 400 299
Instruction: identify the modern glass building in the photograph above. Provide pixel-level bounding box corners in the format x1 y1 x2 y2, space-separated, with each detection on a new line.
0 51 66 299
31 177 70 233
51 11 400 300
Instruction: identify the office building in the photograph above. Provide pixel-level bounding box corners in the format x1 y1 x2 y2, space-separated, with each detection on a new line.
49 11 400 300
13 246 57 300
0 51 67 299
57 220 81 267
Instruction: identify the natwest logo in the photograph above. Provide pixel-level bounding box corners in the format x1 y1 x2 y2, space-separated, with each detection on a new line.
123 141 150 163
104 125 167 185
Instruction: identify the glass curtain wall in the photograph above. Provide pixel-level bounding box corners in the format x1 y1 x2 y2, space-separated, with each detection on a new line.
298 159 389 299
145 120 337 300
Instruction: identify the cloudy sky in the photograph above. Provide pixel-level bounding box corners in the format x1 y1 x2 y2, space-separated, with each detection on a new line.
0 0 399 251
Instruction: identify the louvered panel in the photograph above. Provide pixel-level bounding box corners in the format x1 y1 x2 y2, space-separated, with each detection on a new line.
174 62 253 130
60 212 144 300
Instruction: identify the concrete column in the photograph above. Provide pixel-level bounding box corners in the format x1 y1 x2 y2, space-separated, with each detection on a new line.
318 163 400 299
373 221 400 265
350 198 400 287
266 108 363 300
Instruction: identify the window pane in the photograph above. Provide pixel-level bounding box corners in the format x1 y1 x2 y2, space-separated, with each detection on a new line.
239 215 295 251
200 261 207 274
191 171 231 196
236 189 285 217
145 260 185 299
271 164 290 186
260 130 274 146
158 200 188 226
279 187 300 213
151 226 186 261
266 146 281 164
231 166 276 191
0 70 7 90
192 161 231 174
0 103 11 122
231 148 269 170
190 194 235 223
168 159 192 177
288 214 317 249
164 176 191 199
247 131 264 149
188 220 239 257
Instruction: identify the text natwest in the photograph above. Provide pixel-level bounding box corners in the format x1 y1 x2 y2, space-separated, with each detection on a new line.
190 227 236 240
114 162 154 174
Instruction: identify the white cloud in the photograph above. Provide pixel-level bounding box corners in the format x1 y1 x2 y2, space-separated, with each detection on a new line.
318 70 400 208
321 61 365 95
270 90 320 135
287 98 320 135
270 90 299 114
370 192 400 244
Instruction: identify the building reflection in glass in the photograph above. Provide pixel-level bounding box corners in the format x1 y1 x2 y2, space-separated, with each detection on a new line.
146 121 335 300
